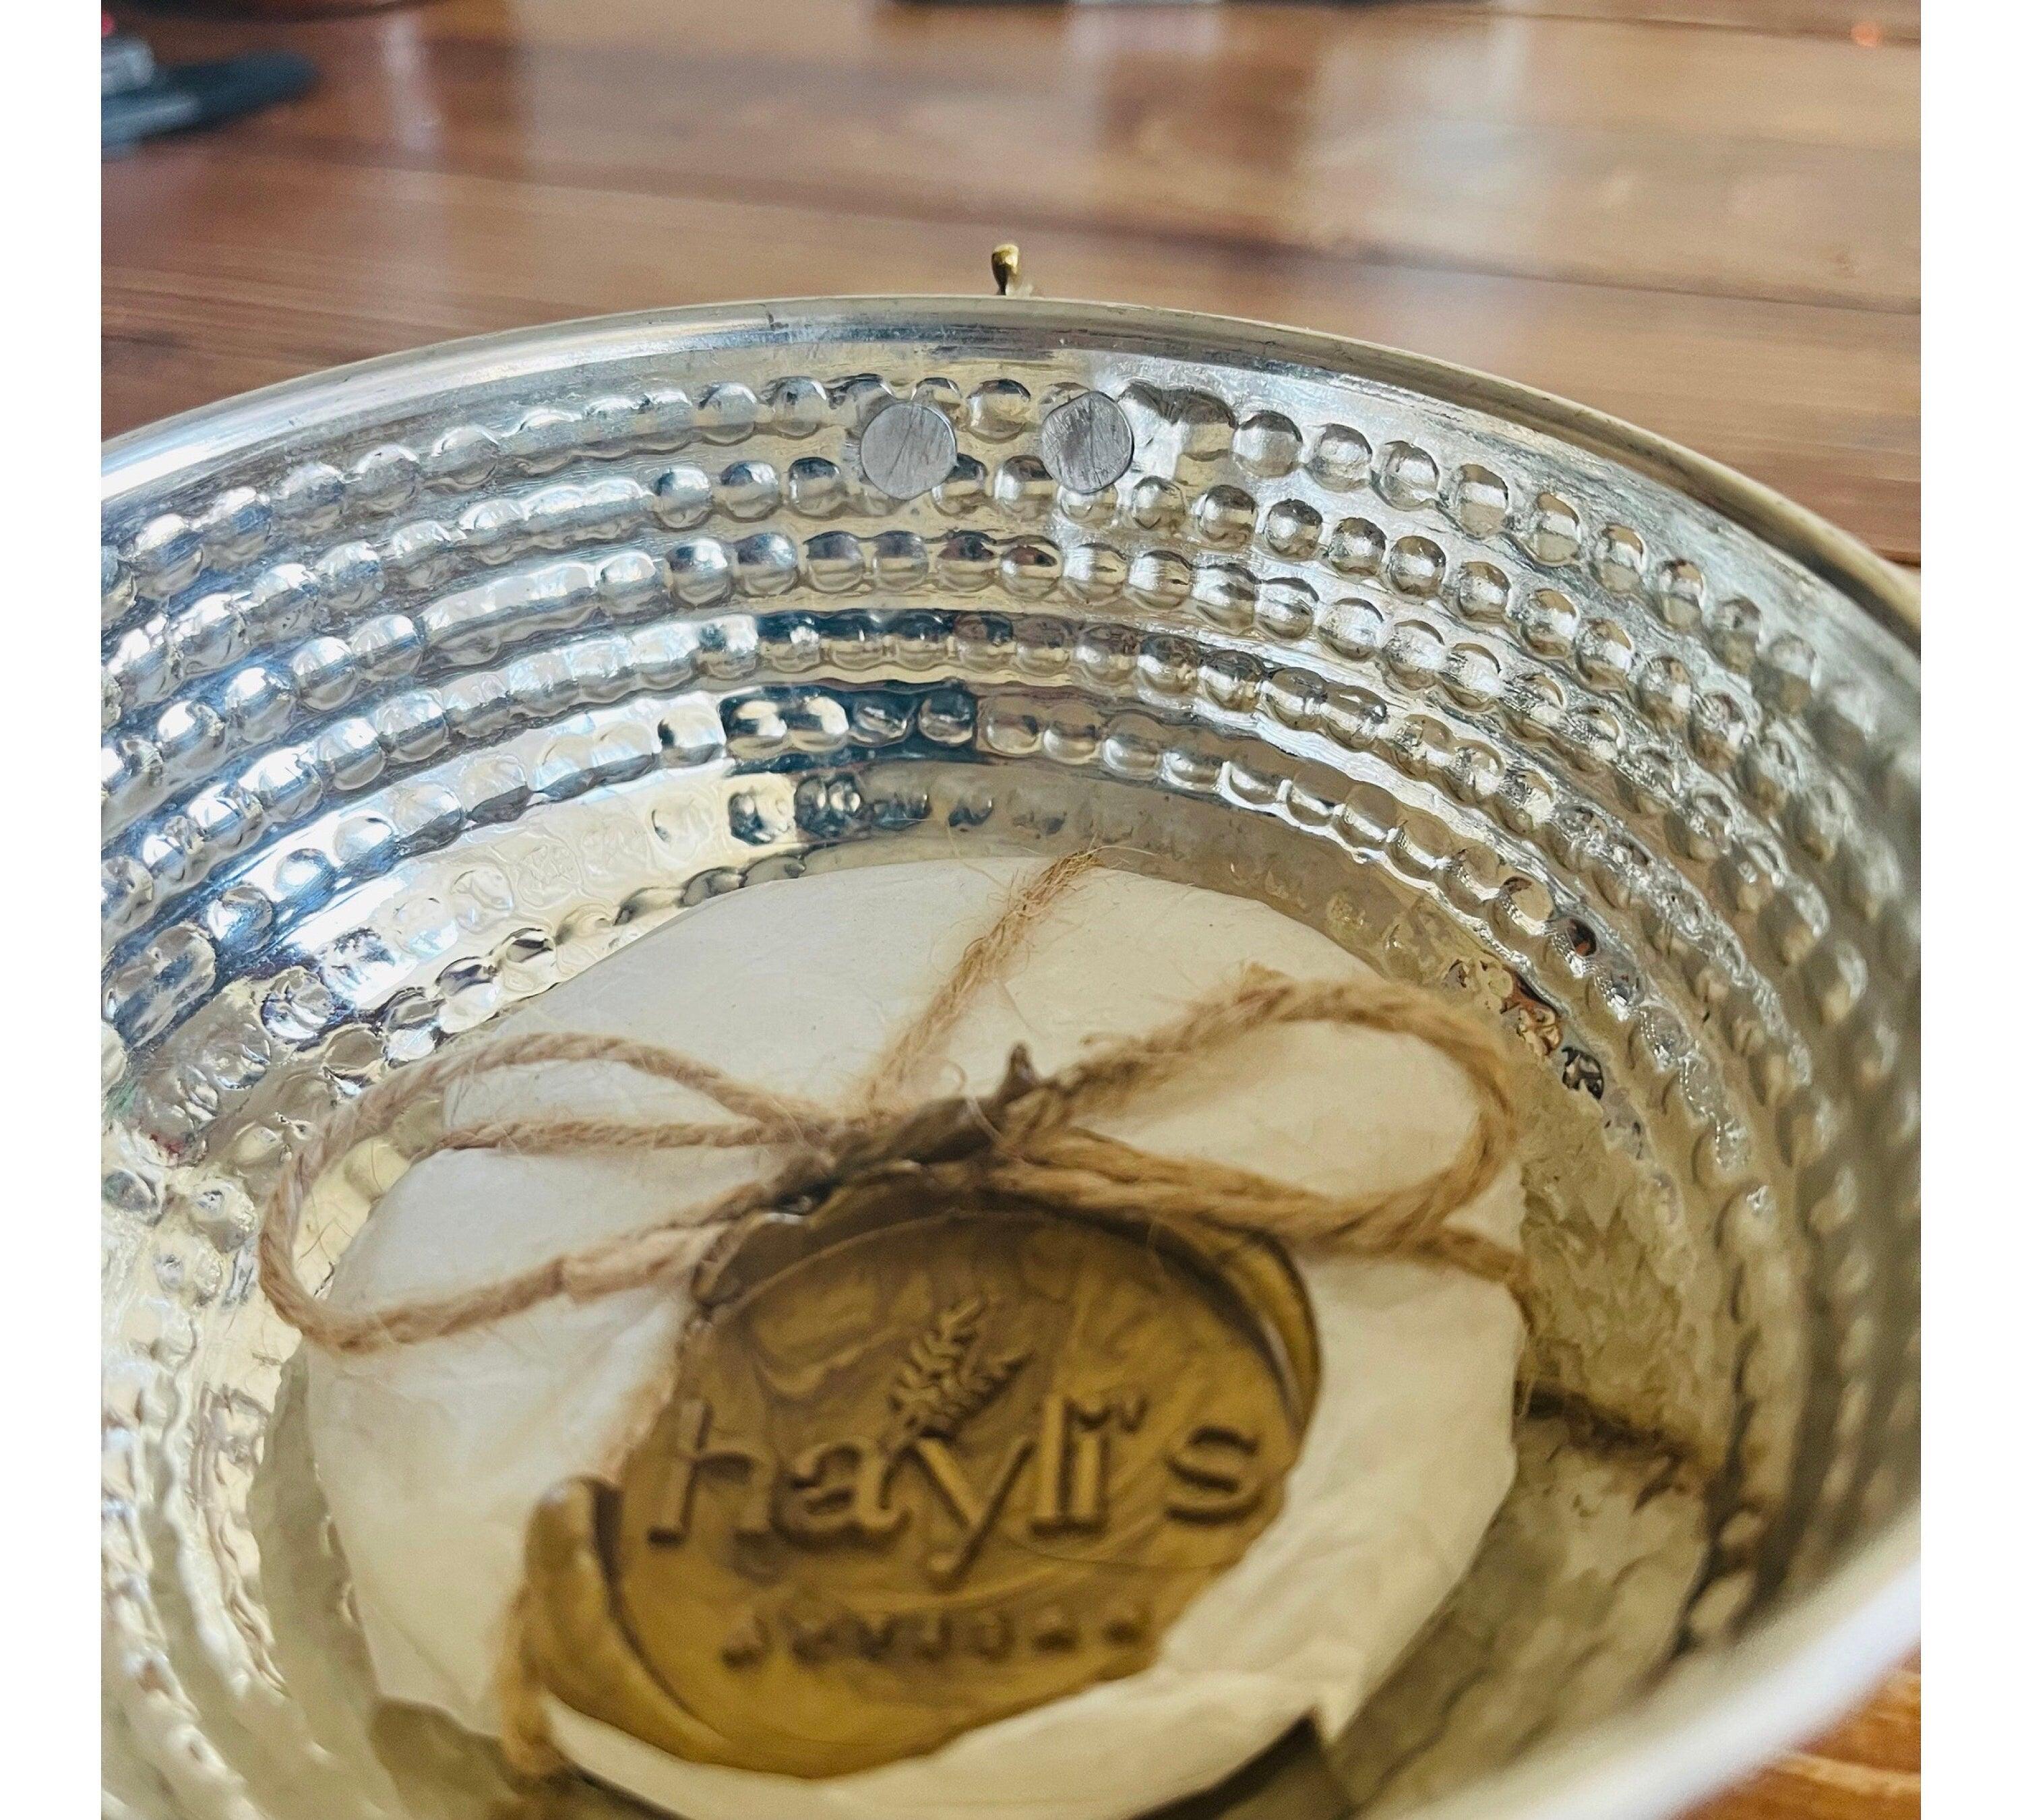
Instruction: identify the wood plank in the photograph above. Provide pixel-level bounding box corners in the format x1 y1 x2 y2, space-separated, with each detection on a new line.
1691 1668 1920 1820
125 1 1915 307
107 0 1920 558
102 147 1918 559
1462 2 1918 43
112 9 1920 300
153 1 1921 47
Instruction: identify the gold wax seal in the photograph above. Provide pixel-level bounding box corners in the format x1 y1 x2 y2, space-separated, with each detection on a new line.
524 1181 1318 1778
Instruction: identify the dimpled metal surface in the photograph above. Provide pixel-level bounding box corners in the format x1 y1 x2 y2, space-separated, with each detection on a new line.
100 299 1918 1820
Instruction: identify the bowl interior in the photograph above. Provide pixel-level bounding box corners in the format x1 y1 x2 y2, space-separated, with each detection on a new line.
101 301 1919 1820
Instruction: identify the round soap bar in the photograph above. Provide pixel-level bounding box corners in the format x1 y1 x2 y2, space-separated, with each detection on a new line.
306 858 1523 1820
525 1192 1320 1779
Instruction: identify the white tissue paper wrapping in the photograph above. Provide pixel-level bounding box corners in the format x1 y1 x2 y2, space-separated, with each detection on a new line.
307 859 1523 1820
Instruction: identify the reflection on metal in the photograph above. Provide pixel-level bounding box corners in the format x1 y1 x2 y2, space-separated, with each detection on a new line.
1039 391 1135 495
858 400 958 500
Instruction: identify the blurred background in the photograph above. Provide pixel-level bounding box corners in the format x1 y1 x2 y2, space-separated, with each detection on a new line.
100 1 1916 576
98 4 1920 1815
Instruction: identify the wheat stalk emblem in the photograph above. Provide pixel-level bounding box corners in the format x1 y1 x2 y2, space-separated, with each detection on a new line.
884 1295 1027 1447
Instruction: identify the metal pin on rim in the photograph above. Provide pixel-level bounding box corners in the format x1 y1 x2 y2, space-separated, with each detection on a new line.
991 242 1033 299
991 243 1134 495
858 400 960 501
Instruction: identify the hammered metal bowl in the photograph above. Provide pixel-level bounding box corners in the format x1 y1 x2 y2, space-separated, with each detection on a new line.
100 300 1920 1820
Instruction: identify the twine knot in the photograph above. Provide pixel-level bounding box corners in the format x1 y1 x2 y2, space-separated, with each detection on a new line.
254 853 1544 1781
259 856 1527 1360
819 1041 1046 1186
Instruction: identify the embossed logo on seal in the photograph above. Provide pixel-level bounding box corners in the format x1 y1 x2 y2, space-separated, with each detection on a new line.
524 1182 1318 1778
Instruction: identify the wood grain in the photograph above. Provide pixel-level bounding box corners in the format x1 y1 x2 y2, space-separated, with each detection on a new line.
1693 1667 1920 1820
1458 2 1917 41
105 0 1917 561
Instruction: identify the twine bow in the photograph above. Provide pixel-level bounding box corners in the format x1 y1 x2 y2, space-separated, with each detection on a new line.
259 854 1528 1360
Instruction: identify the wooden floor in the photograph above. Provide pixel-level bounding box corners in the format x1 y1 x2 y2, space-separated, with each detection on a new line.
100 1 1920 1813
104 0 1917 565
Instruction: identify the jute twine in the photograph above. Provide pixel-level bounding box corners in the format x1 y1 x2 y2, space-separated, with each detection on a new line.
257 852 1537 1771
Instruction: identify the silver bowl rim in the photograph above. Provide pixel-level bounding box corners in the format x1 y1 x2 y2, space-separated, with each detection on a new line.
104 296 1918 641
101 295 1922 1819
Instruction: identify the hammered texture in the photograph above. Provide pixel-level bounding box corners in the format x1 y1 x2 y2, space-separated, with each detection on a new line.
101 305 1919 1820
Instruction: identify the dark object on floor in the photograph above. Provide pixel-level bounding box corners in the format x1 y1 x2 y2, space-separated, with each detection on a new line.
102 50 315 153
